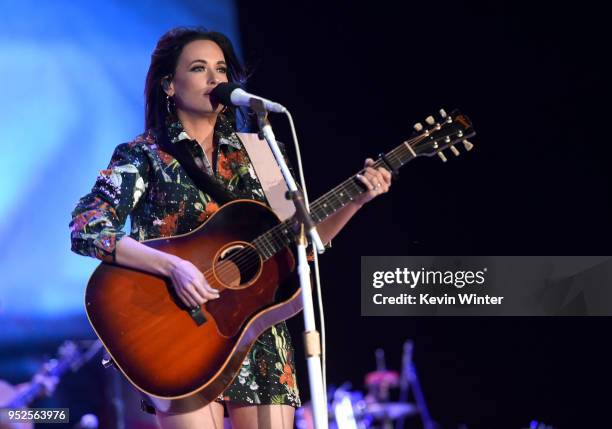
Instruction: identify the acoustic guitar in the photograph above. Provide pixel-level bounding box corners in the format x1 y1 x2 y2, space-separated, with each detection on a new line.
84 109 475 413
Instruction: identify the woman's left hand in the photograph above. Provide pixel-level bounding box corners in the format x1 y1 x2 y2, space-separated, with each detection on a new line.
353 158 392 207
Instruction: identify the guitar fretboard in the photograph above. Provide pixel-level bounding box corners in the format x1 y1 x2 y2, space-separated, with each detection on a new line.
251 140 418 260
7 353 75 408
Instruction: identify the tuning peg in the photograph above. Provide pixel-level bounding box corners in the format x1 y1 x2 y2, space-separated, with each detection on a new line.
439 108 447 118
413 122 423 132
450 145 460 156
425 116 435 125
437 151 448 162
462 140 474 151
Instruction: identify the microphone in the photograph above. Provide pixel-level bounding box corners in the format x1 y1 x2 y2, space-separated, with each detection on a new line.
210 82 287 113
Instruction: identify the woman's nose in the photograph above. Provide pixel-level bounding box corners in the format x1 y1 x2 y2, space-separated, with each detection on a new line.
208 71 221 85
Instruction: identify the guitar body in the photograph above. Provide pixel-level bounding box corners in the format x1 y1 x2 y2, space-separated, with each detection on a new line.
85 200 302 413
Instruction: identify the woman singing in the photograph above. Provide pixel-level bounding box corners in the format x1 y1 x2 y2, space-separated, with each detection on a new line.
70 26 391 429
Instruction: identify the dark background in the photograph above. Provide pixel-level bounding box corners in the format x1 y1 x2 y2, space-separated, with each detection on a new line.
3 3 608 429
236 1 611 428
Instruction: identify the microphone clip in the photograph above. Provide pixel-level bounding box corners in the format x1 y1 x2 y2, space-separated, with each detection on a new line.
250 98 271 131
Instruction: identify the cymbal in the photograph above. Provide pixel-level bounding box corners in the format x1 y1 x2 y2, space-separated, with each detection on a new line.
362 402 418 419
364 370 400 387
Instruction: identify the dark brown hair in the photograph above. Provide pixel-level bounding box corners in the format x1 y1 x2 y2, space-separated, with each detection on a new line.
144 26 247 131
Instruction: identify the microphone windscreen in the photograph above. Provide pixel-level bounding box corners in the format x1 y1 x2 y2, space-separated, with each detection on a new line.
210 82 241 105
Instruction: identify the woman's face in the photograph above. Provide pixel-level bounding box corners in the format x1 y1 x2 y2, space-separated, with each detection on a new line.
165 39 229 116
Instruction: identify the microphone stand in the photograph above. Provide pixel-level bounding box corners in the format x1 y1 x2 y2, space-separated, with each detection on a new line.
250 99 328 429
398 340 434 429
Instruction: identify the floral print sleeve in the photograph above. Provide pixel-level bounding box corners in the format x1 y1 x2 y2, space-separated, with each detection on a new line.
70 142 148 262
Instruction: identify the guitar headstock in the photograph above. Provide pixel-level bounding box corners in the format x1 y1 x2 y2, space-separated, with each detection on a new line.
409 109 476 162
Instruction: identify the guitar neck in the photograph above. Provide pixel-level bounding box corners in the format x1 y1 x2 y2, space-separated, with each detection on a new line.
251 109 475 260
309 142 414 224
6 354 74 408
251 141 416 260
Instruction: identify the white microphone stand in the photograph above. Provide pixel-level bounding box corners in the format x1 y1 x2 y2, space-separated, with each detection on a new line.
250 99 328 429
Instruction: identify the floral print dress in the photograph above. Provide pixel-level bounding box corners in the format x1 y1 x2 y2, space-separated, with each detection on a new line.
70 116 300 408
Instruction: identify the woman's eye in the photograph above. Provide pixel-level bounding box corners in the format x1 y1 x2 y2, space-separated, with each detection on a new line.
191 66 226 73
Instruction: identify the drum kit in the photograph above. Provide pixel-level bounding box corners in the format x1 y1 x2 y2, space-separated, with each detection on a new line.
296 340 435 429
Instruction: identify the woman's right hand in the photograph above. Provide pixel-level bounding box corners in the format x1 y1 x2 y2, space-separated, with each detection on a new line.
168 258 220 308
114 237 220 308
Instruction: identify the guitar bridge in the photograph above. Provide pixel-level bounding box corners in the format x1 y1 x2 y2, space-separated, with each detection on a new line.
189 306 207 326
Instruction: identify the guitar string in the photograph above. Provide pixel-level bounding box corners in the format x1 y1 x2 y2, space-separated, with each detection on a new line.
202 179 380 287
203 135 434 285
202 135 429 286
205 156 402 283
201 128 454 287
203 152 416 287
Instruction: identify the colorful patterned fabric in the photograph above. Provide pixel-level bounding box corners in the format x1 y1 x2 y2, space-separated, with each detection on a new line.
70 115 300 407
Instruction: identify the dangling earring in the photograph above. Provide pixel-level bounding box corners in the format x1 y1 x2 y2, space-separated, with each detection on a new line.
166 95 175 115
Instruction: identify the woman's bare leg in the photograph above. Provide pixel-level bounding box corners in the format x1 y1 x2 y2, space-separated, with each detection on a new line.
227 403 294 429
155 401 225 429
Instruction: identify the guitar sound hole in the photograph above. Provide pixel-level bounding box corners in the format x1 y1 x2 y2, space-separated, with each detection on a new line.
214 243 262 289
